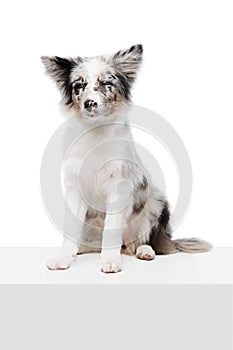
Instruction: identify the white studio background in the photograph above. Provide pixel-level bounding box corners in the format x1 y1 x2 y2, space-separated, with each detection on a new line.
0 0 232 247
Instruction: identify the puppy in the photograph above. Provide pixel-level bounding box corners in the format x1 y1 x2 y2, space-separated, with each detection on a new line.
41 44 212 273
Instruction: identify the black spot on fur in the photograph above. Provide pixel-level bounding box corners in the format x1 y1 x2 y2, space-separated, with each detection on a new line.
132 176 148 213
158 201 170 227
86 211 95 220
148 201 176 254
115 71 132 100
133 201 145 213
140 175 148 190
134 175 148 191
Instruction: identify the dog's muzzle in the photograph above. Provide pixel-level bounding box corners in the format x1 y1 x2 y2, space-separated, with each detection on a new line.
84 99 98 113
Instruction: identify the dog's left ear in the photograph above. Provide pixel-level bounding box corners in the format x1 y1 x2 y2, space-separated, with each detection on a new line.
109 44 143 83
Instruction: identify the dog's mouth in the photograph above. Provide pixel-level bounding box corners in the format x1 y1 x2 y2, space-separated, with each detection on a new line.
81 102 116 119
86 107 98 117
83 105 99 118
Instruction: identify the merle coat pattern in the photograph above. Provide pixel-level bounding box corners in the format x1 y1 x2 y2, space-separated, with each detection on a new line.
41 45 211 273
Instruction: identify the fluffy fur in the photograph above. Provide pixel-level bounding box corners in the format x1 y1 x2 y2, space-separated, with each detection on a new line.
41 44 212 273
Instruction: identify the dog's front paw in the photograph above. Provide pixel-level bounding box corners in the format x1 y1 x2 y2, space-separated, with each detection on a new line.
136 245 155 261
100 251 122 273
46 256 75 270
101 261 122 273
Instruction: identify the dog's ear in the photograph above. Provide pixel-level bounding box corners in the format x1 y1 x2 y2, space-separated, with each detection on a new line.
109 44 143 83
41 56 83 105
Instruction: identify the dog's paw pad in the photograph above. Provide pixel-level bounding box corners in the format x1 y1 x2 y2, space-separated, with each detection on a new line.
136 245 155 261
137 253 154 261
46 257 72 270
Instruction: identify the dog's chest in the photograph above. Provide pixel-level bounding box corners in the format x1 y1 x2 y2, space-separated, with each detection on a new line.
62 124 134 202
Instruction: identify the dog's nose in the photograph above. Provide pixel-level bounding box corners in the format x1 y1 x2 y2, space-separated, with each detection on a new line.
84 99 98 110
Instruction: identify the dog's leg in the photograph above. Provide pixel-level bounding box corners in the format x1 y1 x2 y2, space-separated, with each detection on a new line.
100 214 123 273
100 191 131 273
46 186 87 270
46 236 78 270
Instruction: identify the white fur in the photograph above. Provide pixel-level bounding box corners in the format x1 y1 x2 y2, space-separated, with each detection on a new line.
47 114 163 272
100 248 122 273
44 46 165 273
47 236 78 270
43 45 212 273
136 245 156 260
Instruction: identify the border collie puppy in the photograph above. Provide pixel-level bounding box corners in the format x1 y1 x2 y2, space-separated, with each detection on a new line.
41 44 211 273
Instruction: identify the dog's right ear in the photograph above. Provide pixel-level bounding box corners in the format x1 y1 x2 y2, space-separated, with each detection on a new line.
41 56 83 105
41 56 82 83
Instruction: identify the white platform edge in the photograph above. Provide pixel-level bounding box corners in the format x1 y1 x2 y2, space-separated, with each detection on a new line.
0 247 232 285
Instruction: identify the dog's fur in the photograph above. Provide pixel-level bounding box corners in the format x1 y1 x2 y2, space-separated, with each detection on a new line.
41 44 212 273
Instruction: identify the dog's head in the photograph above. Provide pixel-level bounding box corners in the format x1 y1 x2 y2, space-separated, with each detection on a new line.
41 44 143 119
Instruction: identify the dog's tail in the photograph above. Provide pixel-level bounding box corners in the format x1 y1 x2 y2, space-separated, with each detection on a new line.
148 201 212 255
172 237 212 253
149 227 212 255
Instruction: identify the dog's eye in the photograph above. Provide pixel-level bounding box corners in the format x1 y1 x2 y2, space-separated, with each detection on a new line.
74 83 84 89
73 82 87 95
101 81 113 86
